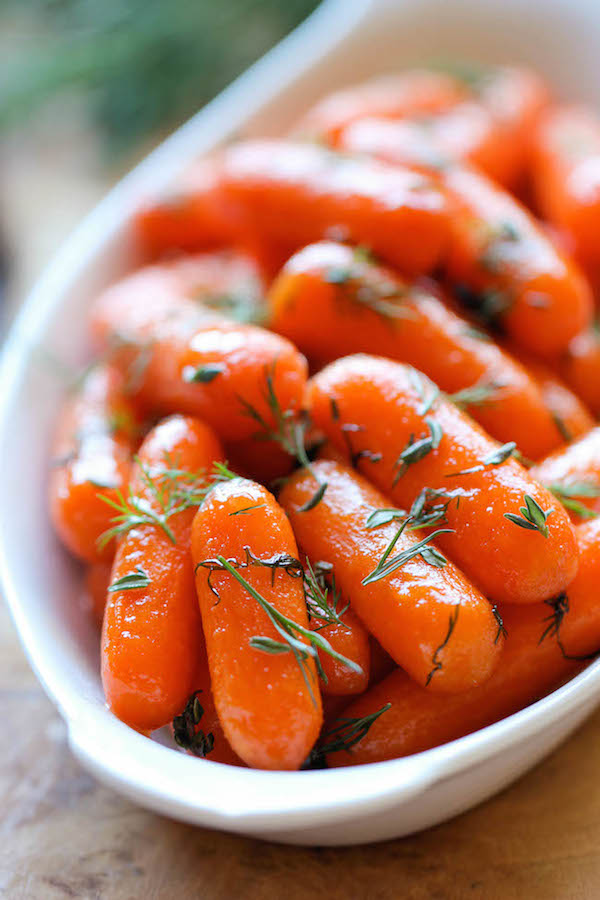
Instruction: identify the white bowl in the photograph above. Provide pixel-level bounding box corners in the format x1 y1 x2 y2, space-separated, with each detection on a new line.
2 0 600 847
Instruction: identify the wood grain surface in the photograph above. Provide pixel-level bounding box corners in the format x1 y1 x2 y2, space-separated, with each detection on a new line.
2 594 600 900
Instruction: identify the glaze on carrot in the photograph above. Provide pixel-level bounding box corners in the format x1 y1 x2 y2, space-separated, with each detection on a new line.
191 478 322 770
308 355 579 605
280 460 502 693
327 517 600 766
49 365 141 563
101 414 224 732
532 426 600 522
268 241 580 459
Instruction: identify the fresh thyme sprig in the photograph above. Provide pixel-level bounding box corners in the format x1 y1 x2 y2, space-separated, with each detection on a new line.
97 458 236 549
393 418 443 484
425 607 460 686
107 566 152 592
314 703 392 757
365 486 463 531
197 553 362 705
238 364 327 510
324 250 413 323
504 494 554 538
548 482 600 520
172 691 215 759
182 363 226 383
362 520 453 585
448 380 505 410
538 593 598 662
303 559 349 628
446 441 517 477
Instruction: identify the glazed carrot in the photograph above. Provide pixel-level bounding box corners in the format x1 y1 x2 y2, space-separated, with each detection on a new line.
84 561 112 628
301 556 370 696
280 460 502 693
295 70 466 142
368 637 396 687
531 426 600 522
268 241 579 459
531 106 600 267
171 649 245 767
557 326 600 417
102 414 224 732
224 436 295 486
308 355 578 605
91 256 307 442
49 365 141 563
191 478 323 770
215 140 451 275
327 517 600 766
444 166 593 358
504 345 594 447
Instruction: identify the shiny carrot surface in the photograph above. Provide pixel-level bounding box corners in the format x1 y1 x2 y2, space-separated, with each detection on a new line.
532 426 600 522
269 241 578 459
101 414 224 732
191 478 322 770
308 355 579 605
327 517 600 766
280 460 502 693
84 561 112 628
557 326 600 416
49 365 140 563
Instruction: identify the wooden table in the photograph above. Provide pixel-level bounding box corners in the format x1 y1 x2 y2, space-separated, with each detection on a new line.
2 125 600 900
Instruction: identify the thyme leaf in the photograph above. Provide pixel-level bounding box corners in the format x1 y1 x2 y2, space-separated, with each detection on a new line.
538 592 597 661
182 363 225 383
448 380 504 410
303 559 349 628
393 418 443 484
446 441 517 477
425 607 460 686
107 566 151 592
362 522 453 585
548 482 600 520
228 504 266 516
504 494 553 538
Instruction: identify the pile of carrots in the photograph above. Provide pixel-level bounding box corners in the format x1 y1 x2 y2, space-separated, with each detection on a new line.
49 63 600 771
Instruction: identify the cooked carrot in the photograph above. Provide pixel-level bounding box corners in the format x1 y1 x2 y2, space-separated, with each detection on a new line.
531 105 600 267
171 649 245 767
504 344 594 447
280 460 502 692
191 477 323 770
215 140 450 276
327 517 600 766
101 414 224 732
556 326 600 416
224 436 295 486
308 355 579 605
49 365 141 563
91 255 307 442
368 636 396 687
301 555 370 696
268 240 580 459
444 166 593 358
84 561 112 628
295 70 466 142
531 426 600 522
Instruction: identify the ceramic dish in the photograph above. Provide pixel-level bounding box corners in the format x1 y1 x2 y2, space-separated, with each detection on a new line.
2 0 600 846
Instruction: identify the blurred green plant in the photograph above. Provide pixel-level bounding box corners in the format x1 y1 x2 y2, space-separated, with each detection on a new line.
0 0 320 152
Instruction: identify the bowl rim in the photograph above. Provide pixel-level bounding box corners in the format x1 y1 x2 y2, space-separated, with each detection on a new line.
2 0 600 833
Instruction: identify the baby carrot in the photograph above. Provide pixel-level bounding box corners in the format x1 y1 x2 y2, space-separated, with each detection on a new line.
49 365 141 563
531 105 600 268
294 70 466 142
326 517 600 766
171 649 245 767
84 561 113 628
101 414 224 732
444 165 594 358
268 241 579 459
531 426 600 522
556 326 600 417
216 140 451 275
90 257 307 443
308 355 579 605
191 478 323 770
280 460 502 693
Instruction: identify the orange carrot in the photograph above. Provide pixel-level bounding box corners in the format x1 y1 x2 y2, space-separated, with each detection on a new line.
49 365 141 563
327 517 600 766
280 460 502 693
84 561 113 628
531 426 600 522
215 140 451 276
191 478 323 770
556 325 600 417
101 414 224 732
268 240 580 459
308 355 579 605
531 105 600 267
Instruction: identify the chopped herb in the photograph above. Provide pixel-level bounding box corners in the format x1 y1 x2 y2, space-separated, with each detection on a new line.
362 521 453 585
538 592 598 661
182 363 226 383
448 380 504 409
504 494 553 538
426 607 460 686
315 703 392 756
394 418 443 484
551 413 572 444
229 503 266 516
107 566 151 592
491 604 507 644
172 691 215 759
303 559 349 628
548 482 600 520
446 441 517 477
365 508 407 529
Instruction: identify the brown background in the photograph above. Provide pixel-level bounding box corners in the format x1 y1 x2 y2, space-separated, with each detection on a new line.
2 128 600 900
